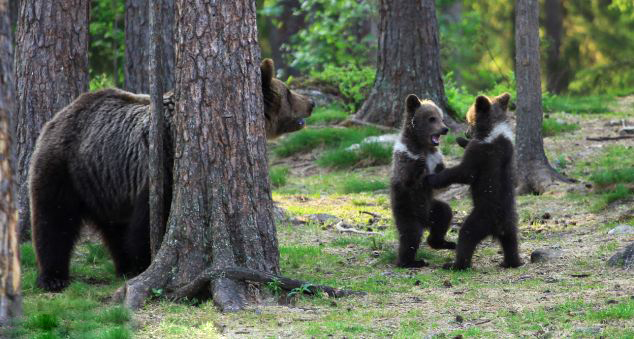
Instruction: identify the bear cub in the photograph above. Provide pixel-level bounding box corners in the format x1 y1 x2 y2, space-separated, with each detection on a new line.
29 59 314 292
426 93 522 270
390 94 456 268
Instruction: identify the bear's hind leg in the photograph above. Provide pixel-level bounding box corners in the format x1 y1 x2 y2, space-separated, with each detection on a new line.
498 228 523 268
124 189 151 275
99 223 137 277
396 216 427 268
31 167 82 292
427 200 456 250
444 214 487 270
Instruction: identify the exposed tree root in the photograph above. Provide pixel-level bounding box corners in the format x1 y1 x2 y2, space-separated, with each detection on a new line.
517 161 577 195
340 118 400 133
167 267 366 302
586 135 634 141
334 221 384 236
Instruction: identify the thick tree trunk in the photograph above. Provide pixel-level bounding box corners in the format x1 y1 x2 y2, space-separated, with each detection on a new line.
354 0 459 129
268 0 304 78
148 0 164 258
119 0 279 312
124 0 174 93
544 0 569 94
515 0 573 195
0 0 21 325
14 0 90 241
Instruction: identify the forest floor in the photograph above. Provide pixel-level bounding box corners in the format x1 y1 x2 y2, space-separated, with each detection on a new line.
7 97 634 338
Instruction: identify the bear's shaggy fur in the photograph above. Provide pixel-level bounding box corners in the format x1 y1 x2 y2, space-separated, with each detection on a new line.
390 94 455 268
29 59 314 292
427 93 522 270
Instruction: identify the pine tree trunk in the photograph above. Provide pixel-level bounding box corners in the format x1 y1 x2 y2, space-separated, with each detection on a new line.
0 0 21 325
515 0 573 194
119 0 279 312
354 0 459 129
124 0 174 93
14 0 90 241
268 0 304 78
148 0 165 258
544 0 569 94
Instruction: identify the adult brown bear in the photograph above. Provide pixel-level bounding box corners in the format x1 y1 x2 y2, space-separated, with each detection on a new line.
29 59 313 292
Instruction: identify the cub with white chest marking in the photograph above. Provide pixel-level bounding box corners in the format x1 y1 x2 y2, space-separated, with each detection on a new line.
391 94 455 268
426 93 523 270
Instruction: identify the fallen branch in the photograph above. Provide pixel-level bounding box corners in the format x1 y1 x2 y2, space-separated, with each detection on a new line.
168 267 366 301
586 135 634 141
334 221 383 236
340 118 399 133
359 211 382 219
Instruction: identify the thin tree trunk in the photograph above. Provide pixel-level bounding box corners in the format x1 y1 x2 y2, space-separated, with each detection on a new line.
0 0 21 325
544 0 569 94
515 0 573 195
112 0 119 87
14 0 90 241
8 0 15 29
124 0 174 93
118 0 279 312
354 0 460 129
148 0 164 259
268 0 304 78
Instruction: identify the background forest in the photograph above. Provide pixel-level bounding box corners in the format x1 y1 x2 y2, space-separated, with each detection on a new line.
1 0 633 338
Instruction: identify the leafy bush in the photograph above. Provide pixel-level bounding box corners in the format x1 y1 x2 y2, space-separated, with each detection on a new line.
269 166 290 188
542 93 612 114
308 64 376 113
306 103 350 125
317 142 392 169
90 74 115 91
341 178 388 193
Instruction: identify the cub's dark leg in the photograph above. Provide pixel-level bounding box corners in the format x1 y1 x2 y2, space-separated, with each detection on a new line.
444 213 487 270
31 161 83 292
396 215 427 268
426 200 456 250
98 222 135 276
498 228 523 268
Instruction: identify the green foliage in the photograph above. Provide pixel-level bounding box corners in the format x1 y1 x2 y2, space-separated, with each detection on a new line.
317 142 392 169
307 64 376 113
306 103 350 125
341 178 387 193
269 166 290 188
89 0 124 86
275 0 376 71
273 127 383 157
542 118 580 137
444 72 473 119
86 243 109 265
25 314 59 331
90 74 116 91
542 94 613 114
266 278 284 297
587 299 634 321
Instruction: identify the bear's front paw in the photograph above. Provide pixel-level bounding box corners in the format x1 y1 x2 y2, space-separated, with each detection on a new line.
428 240 456 250
397 259 428 268
500 259 524 268
37 275 69 292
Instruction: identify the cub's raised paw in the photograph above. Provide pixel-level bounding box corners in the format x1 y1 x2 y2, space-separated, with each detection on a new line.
37 275 69 292
456 137 470 148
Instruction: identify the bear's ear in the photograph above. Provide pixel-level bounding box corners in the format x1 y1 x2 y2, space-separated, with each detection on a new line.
474 95 491 116
405 94 421 115
260 58 275 87
496 92 511 110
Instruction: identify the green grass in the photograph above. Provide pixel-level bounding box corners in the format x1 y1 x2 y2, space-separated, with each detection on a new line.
341 178 388 193
12 243 132 339
542 118 580 137
269 166 290 188
543 94 614 114
587 299 634 321
306 103 349 125
317 142 393 169
273 126 384 157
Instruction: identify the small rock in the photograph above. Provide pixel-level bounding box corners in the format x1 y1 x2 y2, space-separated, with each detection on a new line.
455 315 464 323
531 248 563 263
542 212 552 220
607 243 634 269
606 299 618 304
443 280 453 288
306 213 340 225
371 250 380 258
272 205 289 223
574 326 602 335
619 126 634 135
414 280 421 286
453 335 464 339
293 88 339 107
607 224 634 236
330 300 337 307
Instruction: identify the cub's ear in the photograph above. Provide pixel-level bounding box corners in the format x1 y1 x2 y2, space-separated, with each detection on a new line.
496 92 511 110
405 94 421 115
260 58 275 87
474 95 491 115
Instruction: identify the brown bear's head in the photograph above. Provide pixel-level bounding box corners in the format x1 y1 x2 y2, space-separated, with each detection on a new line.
465 92 511 141
402 94 449 150
261 59 315 139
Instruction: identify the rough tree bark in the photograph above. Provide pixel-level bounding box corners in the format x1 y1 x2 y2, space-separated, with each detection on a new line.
14 0 90 241
148 0 165 258
119 0 280 312
354 0 460 129
544 0 569 94
0 0 20 325
515 0 574 194
124 0 174 93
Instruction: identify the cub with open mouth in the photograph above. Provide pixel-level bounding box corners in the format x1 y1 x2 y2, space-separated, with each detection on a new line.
390 94 455 268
